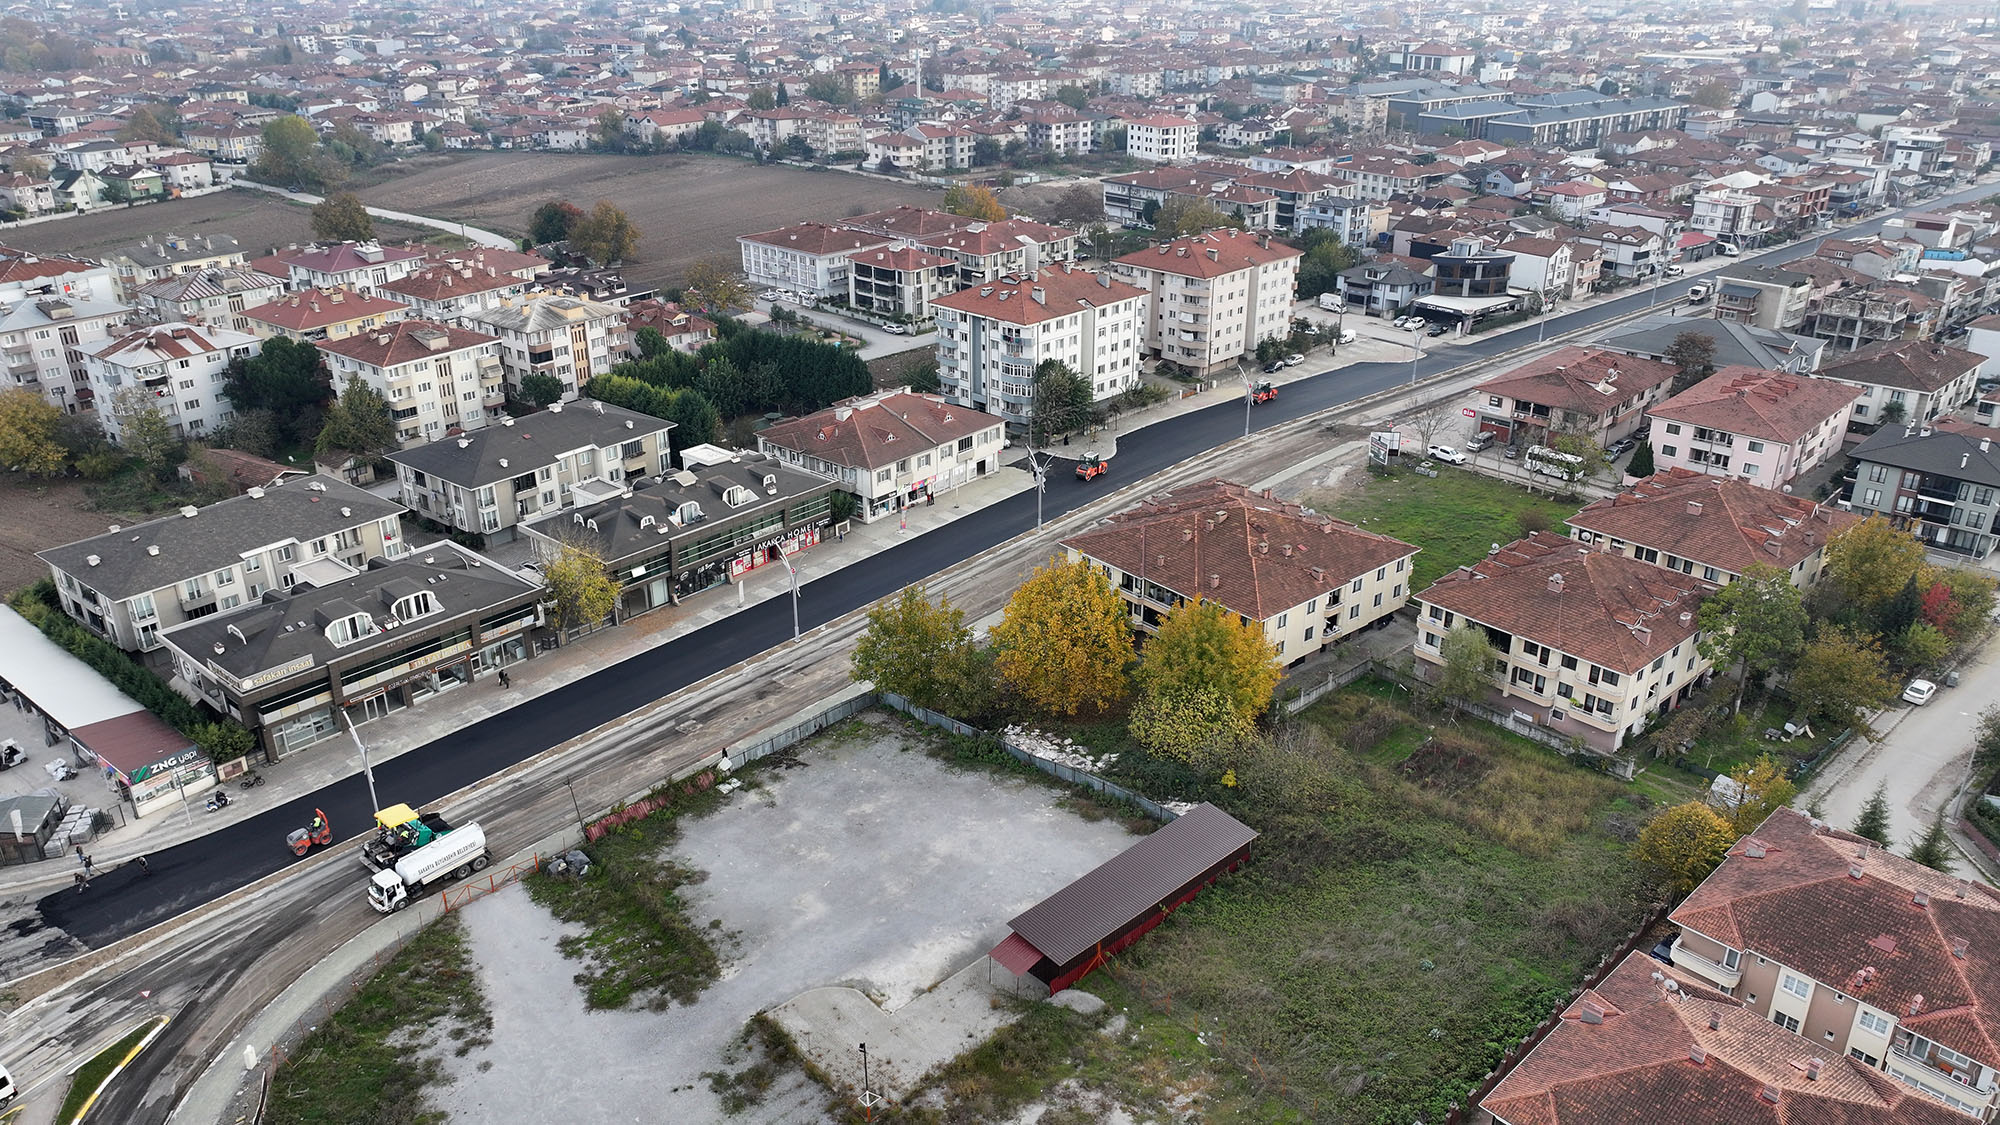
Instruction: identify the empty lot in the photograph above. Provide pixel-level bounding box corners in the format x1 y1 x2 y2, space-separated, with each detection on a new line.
0 189 428 260
352 153 944 289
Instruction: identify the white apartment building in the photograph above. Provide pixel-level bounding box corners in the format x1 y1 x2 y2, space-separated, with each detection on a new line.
1121 114 1199 164
315 320 504 447
464 293 628 403
133 267 286 336
1110 230 1302 377
86 322 259 442
377 262 528 322
737 222 894 298
0 287 127 413
1690 187 1770 242
929 264 1150 427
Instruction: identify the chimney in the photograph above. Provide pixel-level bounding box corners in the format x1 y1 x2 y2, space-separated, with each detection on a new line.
1548 573 1565 594
1914 891 1930 908
1849 862 1865 879
1745 840 1767 858
1280 543 1292 557
1209 574 1221 590
1577 1001 1604 1025
1806 1059 1823 1081
1687 499 1703 515
1708 1012 1721 1031
1954 937 1970 959
1760 1084 1781 1105
1689 1046 1709 1065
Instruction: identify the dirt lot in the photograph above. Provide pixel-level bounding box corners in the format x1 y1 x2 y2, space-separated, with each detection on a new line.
350 153 944 289
0 190 429 260
0 477 127 595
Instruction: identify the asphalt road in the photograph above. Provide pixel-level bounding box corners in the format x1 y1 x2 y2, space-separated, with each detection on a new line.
31 189 1978 949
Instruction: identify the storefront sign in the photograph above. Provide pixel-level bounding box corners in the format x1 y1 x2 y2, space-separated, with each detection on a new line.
131 746 203 783
728 520 829 578
217 654 315 693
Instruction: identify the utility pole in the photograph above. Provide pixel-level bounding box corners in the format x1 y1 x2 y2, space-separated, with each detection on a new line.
1241 362 1254 438
778 539 800 640
340 708 381 817
1025 410 1054 530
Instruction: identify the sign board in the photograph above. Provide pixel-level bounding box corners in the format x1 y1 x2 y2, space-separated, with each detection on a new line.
1367 430 1401 467
1461 408 1476 418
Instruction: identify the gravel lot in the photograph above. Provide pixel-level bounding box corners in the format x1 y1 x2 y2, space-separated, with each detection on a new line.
436 714 1136 1123
351 153 945 289
0 189 428 260
0 477 130 595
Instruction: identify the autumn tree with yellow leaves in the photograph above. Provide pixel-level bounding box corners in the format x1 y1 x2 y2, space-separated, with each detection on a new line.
1127 597 1281 765
991 556 1132 718
1633 801 1737 899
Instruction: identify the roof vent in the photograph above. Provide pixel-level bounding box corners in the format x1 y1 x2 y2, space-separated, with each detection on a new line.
1760 1084 1781 1105
1849 862 1865 879
1548 573 1565 593
1689 1046 1708 1065
499 458 508 468
1805 1059 1823 1081
246 488 264 499
1687 499 1703 515
340 506 351 517
458 438 471 448
625 419 633 429
550 402 563 413
1708 1011 1721 1031
1209 574 1221 590
86 554 99 567
1954 937 1970 959
502 417 515 426
1914 891 1930 908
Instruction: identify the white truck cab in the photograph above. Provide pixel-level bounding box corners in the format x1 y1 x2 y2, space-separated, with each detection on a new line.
0 1061 16 1105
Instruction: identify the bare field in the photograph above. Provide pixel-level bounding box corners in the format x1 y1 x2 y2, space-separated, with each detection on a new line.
0 190 428 260
0 477 127 595
351 152 944 288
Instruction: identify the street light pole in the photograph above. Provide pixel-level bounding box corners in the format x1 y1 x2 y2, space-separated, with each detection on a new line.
1410 327 1422 386
1241 364 1253 438
340 708 381 817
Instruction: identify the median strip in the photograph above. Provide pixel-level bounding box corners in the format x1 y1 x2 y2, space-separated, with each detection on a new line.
58 1015 167 1125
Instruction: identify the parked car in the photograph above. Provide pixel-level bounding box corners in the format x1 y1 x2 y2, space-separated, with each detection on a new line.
1337 329 1357 345
1503 445 1521 460
883 323 907 334
1426 322 1448 337
1464 431 1495 452
1392 315 1414 328
1607 437 1636 457
1663 263 1685 277
1426 444 1466 464
1263 361 1283 374
1903 678 1937 706
1283 353 1304 366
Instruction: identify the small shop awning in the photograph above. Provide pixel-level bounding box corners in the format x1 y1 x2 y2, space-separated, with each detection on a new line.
989 932 1045 976
1412 294 1517 316
72 711 196 781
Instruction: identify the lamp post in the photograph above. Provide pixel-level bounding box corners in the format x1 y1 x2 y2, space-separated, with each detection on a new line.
777 539 801 641
1536 283 1561 343
1241 363 1254 438
340 708 381 817
1409 324 1423 386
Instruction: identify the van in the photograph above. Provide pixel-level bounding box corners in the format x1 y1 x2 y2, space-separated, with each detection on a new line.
1464 431 1495 452
1686 283 1711 302
1717 242 1741 257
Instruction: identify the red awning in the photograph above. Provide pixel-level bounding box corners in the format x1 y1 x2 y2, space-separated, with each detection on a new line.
1678 231 1716 249
989 932 1044 976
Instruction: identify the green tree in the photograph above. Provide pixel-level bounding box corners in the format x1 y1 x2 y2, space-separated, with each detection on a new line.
634 326 670 359
1129 682 1249 769
315 375 396 458
109 386 183 479
1134 597 1282 726
310 190 375 243
1907 813 1955 873
1030 359 1092 441
1893 621 1951 670
1689 82 1736 109
518 372 565 408
254 115 323 187
1291 228 1361 300
1053 84 1090 110
1047 184 1103 227
990 556 1133 718
1634 801 1737 898
1824 516 1929 619
1696 562 1807 712
420 129 445 152
1665 330 1717 395
222 336 331 446
593 106 627 153
1436 624 1499 708
1852 781 1891 845
746 87 777 111
681 258 749 313
529 199 585 245
1722 755 1798 835
1626 438 1655 477
665 388 720 454
941 183 1007 221
190 720 255 762
540 540 618 634
118 104 177 145
570 199 640 265
851 585 983 713
1788 625 1897 735
0 387 66 475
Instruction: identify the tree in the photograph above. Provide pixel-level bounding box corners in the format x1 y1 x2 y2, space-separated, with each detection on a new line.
851 585 982 713
1823 516 1928 618
1626 439 1655 477
0 387 66 475
1134 597 1281 727
1634 801 1737 898
1907 813 1955 873
569 199 641 266
529 199 585 245
518 372 565 408
1052 84 1091 110
1047 184 1104 228
540 539 618 634
315 375 396 458
1722 755 1798 835
7 154 46 180
745 87 777 111
1852 781 1891 845
1406 398 1457 451
1130 683 1250 769
990 556 1133 718
420 129 445 152
222 336 331 447
1878 399 1908 426
118 105 176 145
665 388 720 453
593 106 627 153
1689 82 1736 109
310 191 375 243
1665 330 1717 395
971 137 1002 166
634 326 670 359
1436 624 1499 707
1292 228 1361 300
682 258 750 313
1788 625 1897 735
1545 428 1608 480
1152 196 1239 239
1697 562 1808 712
1029 359 1092 441
941 183 1007 222
254 116 324 188
109 386 183 478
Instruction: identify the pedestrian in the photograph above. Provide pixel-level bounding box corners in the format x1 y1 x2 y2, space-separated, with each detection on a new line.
80 853 94 878
498 667 512 689
73 872 86 894
135 855 150 875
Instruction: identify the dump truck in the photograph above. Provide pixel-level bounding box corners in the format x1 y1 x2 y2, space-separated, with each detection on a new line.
367 822 490 913
1251 381 1277 404
360 803 454 871
1075 451 1110 481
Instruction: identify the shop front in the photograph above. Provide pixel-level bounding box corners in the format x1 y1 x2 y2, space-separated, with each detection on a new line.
727 520 828 579
73 711 214 819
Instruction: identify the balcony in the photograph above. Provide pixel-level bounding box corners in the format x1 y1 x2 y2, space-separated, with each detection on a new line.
1666 937 1742 989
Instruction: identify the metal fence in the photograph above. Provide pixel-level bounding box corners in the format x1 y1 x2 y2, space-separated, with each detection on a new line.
879 692 1179 823
1284 658 1379 714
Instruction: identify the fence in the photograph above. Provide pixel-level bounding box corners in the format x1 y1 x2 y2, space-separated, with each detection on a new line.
438 855 542 912
879 692 1179 823
1284 656 1378 714
1288 658 1615 767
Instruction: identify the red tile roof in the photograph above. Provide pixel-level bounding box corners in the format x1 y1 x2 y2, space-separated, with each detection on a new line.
738 221 893 256
1417 530 1712 674
1061 479 1417 621
1112 228 1302 279
757 390 1002 471
1475 347 1676 416
242 287 409 331
379 262 522 302
1568 469 1858 577
315 319 495 368
930 265 1146 327
1651 367 1862 444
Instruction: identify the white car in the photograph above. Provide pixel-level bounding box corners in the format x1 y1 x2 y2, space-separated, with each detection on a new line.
1393 315 1415 328
1663 264 1685 277
1425 444 1466 464
1283 353 1304 366
1903 679 1937 706
883 323 907 334
1337 329 1357 345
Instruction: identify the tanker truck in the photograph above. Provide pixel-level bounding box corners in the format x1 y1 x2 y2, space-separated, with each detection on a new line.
366 822 490 913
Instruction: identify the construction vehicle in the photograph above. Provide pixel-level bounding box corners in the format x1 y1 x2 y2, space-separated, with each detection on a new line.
287 808 333 857
1251 381 1277 404
361 803 455 871
367 822 490 913
1074 451 1110 481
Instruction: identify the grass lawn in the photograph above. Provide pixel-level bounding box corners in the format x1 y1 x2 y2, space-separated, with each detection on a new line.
1319 467 1586 590
57 1020 160 1124
264 916 492 1125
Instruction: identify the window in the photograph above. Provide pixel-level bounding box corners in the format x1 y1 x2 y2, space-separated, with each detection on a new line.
1660 445 1677 458
1781 973 1810 1000
1276 612 1288 628
1723 948 1741 971
1868 463 1888 483
1859 1010 1892 1036
245 556 262 573
1664 423 1682 435
1747 440 1765 453
1773 1012 1801 1033
128 592 156 620
214 568 234 587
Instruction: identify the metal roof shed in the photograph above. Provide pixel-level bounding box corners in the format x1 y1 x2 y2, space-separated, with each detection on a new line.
989 803 1257 994
0 606 146 729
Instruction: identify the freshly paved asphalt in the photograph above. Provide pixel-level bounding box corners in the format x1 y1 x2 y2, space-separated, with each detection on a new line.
34 192 1978 946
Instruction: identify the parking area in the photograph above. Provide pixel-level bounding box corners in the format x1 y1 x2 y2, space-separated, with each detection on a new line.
435 713 1137 1123
0 700 126 839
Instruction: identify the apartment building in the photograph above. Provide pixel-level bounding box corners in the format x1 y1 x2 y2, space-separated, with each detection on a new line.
1413 530 1715 753
464 293 628 403
736 221 893 298
1062 479 1418 664
103 233 246 300
1109 230 1302 377
1120 114 1198 164
315 320 505 447
1819 342 1982 428
1466 346 1676 449
159 542 539 757
377 262 529 322
35 474 405 660
239 287 411 343
132 267 285 335
846 246 950 323
385 400 675 541
1713 263 1817 332
1648 366 1862 486
929 264 1149 427
1569 468 1857 587
1692 187 1775 244
1668 808 2000 1120
86 322 259 443
0 286 127 413
757 388 1007 521
918 217 1078 287
1846 424 2000 560
269 241 428 296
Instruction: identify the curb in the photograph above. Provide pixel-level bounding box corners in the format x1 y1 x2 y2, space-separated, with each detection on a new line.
65 1014 167 1125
